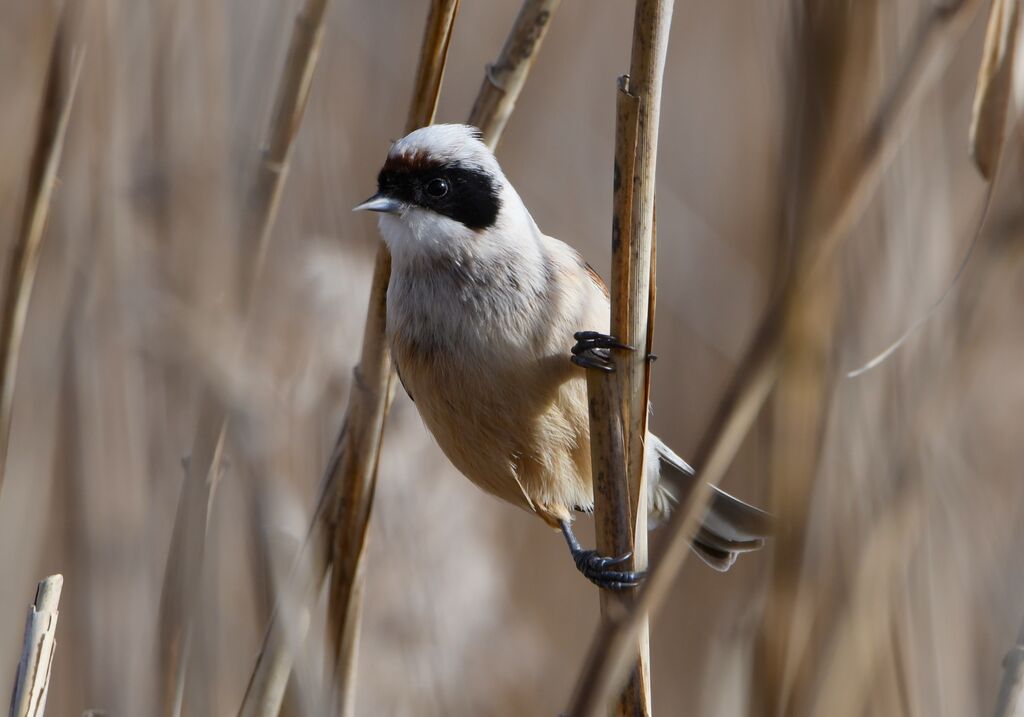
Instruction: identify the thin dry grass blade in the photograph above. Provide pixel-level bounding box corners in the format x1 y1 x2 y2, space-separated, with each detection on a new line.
0 18 83 498
8 575 64 717
467 0 561 150
157 1 332 714
845 0 1012 378
970 0 1019 179
564 2 984 713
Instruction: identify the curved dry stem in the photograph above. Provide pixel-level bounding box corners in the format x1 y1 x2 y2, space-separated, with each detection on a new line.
0 16 83 499
564 2 984 714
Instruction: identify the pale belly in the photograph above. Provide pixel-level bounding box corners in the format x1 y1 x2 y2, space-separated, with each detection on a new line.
389 313 595 526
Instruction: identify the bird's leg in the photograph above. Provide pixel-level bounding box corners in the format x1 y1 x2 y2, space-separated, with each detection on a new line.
570 331 633 373
559 519 643 590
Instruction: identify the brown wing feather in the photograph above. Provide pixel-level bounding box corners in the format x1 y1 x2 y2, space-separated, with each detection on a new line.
584 262 609 299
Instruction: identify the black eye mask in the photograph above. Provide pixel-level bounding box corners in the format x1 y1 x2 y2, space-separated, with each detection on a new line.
377 162 502 231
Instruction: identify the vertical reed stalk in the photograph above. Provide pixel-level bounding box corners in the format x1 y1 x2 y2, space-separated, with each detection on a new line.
565 2 984 713
8 575 64 717
0 15 82 498
324 5 459 712
753 4 878 712
467 0 561 150
238 2 562 714
580 0 673 712
157 1 331 714
983 19 1024 674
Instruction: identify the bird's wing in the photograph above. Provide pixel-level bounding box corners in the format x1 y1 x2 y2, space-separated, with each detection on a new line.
651 435 772 542
395 361 414 402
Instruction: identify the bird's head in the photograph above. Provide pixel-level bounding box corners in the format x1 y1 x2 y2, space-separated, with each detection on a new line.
355 124 528 258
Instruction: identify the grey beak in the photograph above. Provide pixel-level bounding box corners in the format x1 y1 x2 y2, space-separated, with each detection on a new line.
353 193 403 214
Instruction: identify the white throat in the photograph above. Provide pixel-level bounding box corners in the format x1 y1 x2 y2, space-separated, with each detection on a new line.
379 183 542 272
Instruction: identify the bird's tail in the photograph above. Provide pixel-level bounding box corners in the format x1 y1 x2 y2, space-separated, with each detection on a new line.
647 435 772 572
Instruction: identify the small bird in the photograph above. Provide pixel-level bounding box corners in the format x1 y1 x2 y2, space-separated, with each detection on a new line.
355 124 769 589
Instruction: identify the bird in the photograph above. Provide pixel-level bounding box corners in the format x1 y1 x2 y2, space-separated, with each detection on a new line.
354 123 770 589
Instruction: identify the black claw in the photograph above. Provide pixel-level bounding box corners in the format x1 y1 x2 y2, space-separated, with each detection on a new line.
574 550 645 589
572 330 633 352
571 331 634 374
560 520 644 590
570 354 615 372
580 563 645 590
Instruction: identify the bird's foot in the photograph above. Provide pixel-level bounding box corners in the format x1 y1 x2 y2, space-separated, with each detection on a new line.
560 519 644 590
570 331 633 373
572 548 644 590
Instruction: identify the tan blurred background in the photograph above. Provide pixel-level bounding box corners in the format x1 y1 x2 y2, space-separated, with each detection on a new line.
1 0 1023 715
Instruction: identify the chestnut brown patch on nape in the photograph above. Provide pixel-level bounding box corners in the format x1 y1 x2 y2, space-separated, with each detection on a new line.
381 149 445 175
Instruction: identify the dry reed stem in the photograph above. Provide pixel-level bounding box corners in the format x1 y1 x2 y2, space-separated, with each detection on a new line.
467 0 561 150
970 0 1020 179
564 2 983 713
830 0 1010 379
993 621 1024 717
580 0 674 711
157 1 331 714
239 2 564 713
583 75 642 714
756 284 838 717
0 17 83 498
9 575 64 717
324 4 459 714
807 490 923 716
238 434 346 717
752 5 879 713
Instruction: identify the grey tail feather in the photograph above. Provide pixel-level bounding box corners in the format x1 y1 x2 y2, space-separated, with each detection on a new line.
649 434 772 572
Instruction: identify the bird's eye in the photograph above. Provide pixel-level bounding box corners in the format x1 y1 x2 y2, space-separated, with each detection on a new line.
425 177 449 198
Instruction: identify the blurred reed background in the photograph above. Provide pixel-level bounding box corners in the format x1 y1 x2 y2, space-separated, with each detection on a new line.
1 0 1023 715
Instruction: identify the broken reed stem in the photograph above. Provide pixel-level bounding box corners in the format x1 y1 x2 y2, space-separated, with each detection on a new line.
564 2 984 713
0 19 82 499
323 4 458 714
157 1 331 715
467 0 561 150
9 575 64 717
993 620 1024 717
238 2 564 714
